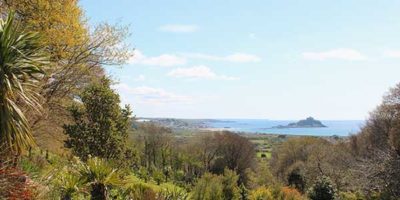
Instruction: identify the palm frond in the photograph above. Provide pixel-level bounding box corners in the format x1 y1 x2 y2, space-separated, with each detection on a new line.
78 157 122 187
0 11 47 154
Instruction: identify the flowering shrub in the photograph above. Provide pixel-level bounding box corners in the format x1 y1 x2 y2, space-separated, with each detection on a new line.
281 187 303 200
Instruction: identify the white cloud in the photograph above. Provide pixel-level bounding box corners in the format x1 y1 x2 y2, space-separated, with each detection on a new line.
249 33 256 39
167 65 239 80
115 84 192 105
383 50 400 58
302 48 367 61
129 50 186 67
159 24 199 33
184 53 261 63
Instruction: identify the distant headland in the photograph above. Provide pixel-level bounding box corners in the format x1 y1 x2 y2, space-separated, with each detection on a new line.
272 117 327 128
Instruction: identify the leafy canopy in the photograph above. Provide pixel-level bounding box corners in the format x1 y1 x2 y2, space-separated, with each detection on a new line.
64 78 132 161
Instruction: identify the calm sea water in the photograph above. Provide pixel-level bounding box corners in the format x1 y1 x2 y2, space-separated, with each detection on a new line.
206 119 364 136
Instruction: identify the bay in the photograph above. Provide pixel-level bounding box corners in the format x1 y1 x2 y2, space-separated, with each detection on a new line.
205 119 364 136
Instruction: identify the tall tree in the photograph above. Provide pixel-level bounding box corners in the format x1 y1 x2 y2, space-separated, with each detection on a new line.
350 83 400 198
63 78 132 161
1 0 131 153
0 12 46 155
212 132 256 185
189 133 219 172
137 123 172 169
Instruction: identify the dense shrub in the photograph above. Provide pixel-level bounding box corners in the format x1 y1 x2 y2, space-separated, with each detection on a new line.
287 167 306 193
222 169 240 200
64 78 132 161
308 176 337 200
190 173 224 200
158 183 189 200
249 187 304 200
280 187 304 200
123 174 160 199
249 187 274 200
339 191 366 200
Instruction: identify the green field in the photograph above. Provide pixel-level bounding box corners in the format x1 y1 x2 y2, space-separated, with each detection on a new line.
247 135 281 160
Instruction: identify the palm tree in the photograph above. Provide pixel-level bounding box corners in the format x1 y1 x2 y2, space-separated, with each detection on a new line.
52 167 85 200
78 157 122 200
0 12 46 155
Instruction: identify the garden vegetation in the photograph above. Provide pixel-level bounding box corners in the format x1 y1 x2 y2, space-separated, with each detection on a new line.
0 1 399 199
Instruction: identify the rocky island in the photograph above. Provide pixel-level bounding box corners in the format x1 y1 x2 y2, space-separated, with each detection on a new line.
273 117 327 128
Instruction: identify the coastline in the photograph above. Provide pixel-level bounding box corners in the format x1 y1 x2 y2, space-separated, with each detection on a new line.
137 118 363 137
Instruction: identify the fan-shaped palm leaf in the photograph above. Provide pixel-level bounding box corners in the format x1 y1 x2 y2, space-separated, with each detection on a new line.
51 166 85 200
77 157 122 200
0 12 47 154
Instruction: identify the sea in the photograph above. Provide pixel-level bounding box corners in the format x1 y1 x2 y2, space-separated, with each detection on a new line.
205 119 364 136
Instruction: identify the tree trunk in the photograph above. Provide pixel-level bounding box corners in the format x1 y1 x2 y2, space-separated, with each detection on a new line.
91 183 107 200
62 194 72 200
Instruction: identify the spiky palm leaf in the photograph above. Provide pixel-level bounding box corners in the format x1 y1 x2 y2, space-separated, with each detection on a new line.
52 167 85 199
0 12 47 154
78 157 121 186
77 157 122 199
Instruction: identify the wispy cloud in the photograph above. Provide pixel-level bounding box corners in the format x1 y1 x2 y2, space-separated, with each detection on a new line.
114 84 192 105
167 65 239 80
383 50 400 58
159 24 199 33
129 50 186 67
302 48 367 61
184 53 261 63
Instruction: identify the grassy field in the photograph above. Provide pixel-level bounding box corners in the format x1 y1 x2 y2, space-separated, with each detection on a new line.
246 134 287 160
256 151 272 159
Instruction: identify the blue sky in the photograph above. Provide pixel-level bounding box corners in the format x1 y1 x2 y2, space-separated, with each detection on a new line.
80 0 400 120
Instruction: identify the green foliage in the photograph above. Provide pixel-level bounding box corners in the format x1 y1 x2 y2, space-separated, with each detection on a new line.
153 168 166 185
79 157 121 186
19 157 43 178
287 166 306 193
190 170 243 200
191 173 224 200
249 187 274 200
252 163 276 188
38 156 122 199
172 170 185 185
122 174 188 200
249 186 304 200
137 166 151 182
41 156 123 199
339 191 366 200
51 167 85 200
270 137 327 184
137 123 173 169
122 174 159 199
0 11 47 154
222 169 240 200
211 132 256 185
64 78 132 161
2 0 132 154
239 183 249 200
158 183 189 200
308 176 337 200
